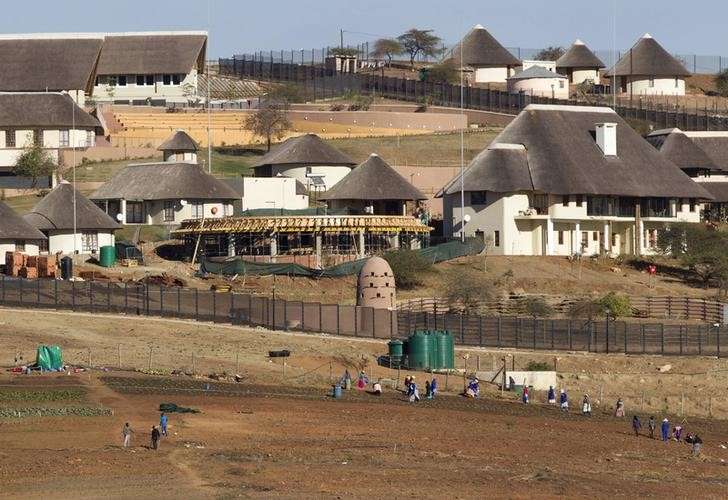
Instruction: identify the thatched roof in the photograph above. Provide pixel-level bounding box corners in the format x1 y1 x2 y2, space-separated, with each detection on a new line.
0 201 46 241
508 66 566 81
24 181 120 231
0 38 102 92
158 130 198 152
445 24 521 67
556 39 605 69
442 104 712 199
683 132 728 173
0 93 99 128
97 34 206 75
320 154 426 201
445 24 520 67
646 129 717 171
702 183 728 203
91 162 240 201
252 134 355 170
605 34 690 77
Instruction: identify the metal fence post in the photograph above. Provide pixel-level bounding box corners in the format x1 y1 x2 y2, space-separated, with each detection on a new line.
160 286 164 316
89 281 93 310
107 281 111 312
36 278 40 304
230 292 234 324
54 278 58 307
551 320 555 349
532 319 537 350
372 307 376 338
698 324 702 355
679 325 683 355
195 288 199 321
623 322 628 353
71 279 75 311
124 282 128 311
145 285 150 316
661 323 665 355
460 313 465 344
497 316 502 348
479 316 483 346
336 304 340 335
178 287 182 316
354 306 358 336
567 320 572 350
212 290 217 322
718 325 721 358
19 277 23 305
319 302 323 333
641 324 646 354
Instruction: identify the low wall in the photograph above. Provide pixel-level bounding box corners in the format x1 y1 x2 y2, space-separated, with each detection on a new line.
59 146 159 168
474 370 557 391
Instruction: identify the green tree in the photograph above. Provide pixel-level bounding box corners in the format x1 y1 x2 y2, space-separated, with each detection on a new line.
715 69 728 97
534 46 565 61
598 292 632 318
13 143 57 188
372 38 402 67
421 60 459 84
383 249 431 290
657 222 728 288
244 97 292 151
397 29 442 68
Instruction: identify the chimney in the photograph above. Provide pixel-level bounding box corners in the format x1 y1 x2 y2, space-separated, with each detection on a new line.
595 123 617 156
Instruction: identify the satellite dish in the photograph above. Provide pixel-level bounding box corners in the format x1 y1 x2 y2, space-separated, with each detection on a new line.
463 214 471 223
115 213 124 222
211 206 218 215
180 200 188 206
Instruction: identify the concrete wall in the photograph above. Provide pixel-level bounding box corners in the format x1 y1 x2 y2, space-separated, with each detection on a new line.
0 128 94 168
239 177 309 211
271 163 352 191
569 68 600 85
618 75 685 96
59 146 159 169
0 241 40 257
474 66 512 83
94 70 198 103
47 230 114 255
508 78 569 99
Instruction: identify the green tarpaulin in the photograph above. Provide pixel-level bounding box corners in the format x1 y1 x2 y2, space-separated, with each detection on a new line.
36 345 63 371
199 238 485 277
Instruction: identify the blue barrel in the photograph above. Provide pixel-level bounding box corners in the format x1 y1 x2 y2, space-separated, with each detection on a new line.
332 384 342 399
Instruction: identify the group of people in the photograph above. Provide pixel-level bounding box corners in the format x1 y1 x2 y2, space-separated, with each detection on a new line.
631 415 703 454
121 412 169 451
403 375 438 402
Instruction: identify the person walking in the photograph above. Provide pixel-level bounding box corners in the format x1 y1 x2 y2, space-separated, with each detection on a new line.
661 418 670 442
122 422 134 448
160 413 168 437
615 397 625 417
581 394 592 416
151 426 161 450
425 380 432 399
691 434 703 456
407 376 420 403
560 389 569 412
648 416 656 439
522 386 530 404
430 377 438 399
632 415 642 437
547 386 556 405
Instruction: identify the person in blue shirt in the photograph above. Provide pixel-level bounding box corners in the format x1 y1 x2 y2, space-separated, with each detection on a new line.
547 386 556 404
661 418 670 442
429 377 438 399
559 389 569 412
160 413 168 437
407 376 420 402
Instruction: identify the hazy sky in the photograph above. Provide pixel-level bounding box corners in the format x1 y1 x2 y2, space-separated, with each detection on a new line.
1 0 725 57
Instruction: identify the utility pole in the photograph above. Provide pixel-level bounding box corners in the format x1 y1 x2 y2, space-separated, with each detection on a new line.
340 29 344 49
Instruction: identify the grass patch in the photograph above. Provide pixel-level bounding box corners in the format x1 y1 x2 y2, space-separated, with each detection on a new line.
201 148 258 177
70 156 162 182
3 190 94 215
0 388 85 402
116 224 173 244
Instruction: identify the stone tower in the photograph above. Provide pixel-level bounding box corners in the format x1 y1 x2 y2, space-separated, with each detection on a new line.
357 256 396 309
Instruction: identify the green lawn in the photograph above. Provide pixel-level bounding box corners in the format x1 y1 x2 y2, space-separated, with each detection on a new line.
115 224 173 243
199 149 259 178
70 157 161 182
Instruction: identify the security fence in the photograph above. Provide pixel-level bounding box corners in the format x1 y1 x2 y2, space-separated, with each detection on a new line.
0 276 725 358
220 56 728 131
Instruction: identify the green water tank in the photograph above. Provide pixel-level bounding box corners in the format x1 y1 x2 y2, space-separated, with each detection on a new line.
99 245 116 268
388 339 404 362
407 331 435 370
435 331 455 369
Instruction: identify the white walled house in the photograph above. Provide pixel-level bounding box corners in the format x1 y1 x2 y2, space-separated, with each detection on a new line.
93 32 207 104
252 134 356 191
445 24 521 84
440 105 711 257
158 130 199 163
0 93 99 189
91 162 238 225
605 34 690 96
23 181 119 256
0 201 46 258
507 66 569 99
556 39 605 85
221 177 309 214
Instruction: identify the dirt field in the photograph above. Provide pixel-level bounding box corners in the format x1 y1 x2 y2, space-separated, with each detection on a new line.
3 309 728 497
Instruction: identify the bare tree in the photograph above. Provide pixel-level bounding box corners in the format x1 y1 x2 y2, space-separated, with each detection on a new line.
397 29 442 68
372 38 402 67
244 98 292 151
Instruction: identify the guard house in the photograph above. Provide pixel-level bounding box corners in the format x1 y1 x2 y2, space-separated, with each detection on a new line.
556 39 605 85
158 130 198 163
319 154 427 216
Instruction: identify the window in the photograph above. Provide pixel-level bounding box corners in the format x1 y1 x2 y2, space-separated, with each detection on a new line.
689 198 697 212
559 80 565 89
5 129 14 147
611 233 617 248
191 202 204 219
126 201 144 224
592 231 599 242
172 74 183 85
575 194 584 207
136 75 144 86
223 204 230 217
562 195 569 207
581 232 588 250
649 77 655 88
59 130 70 147
558 231 564 245
493 230 500 247
81 232 98 253
146 75 154 86
470 191 487 205
15 240 25 252
33 129 44 146
118 75 127 86
86 131 95 147
163 74 172 85
163 201 175 222
675 77 679 88
531 194 549 215
39 237 48 253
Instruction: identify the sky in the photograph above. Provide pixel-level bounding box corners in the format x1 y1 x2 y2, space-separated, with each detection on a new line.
1 0 726 58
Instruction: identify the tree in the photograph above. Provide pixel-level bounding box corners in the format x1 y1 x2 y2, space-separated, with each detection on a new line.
397 29 442 68
715 69 728 97
440 266 494 312
421 60 459 84
656 222 728 288
372 38 402 67
383 249 431 289
244 98 292 151
534 46 565 61
13 143 57 188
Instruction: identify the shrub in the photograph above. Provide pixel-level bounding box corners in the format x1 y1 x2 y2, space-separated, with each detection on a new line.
522 296 555 318
383 249 431 290
567 298 603 319
439 266 494 312
348 94 373 111
526 361 552 372
716 69 728 97
329 103 345 111
598 292 632 318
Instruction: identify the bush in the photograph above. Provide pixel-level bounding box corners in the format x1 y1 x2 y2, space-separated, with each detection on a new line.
439 266 494 312
348 94 373 111
716 69 728 97
522 296 554 318
567 298 603 319
329 103 345 111
526 361 552 372
598 292 632 318
383 249 431 290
